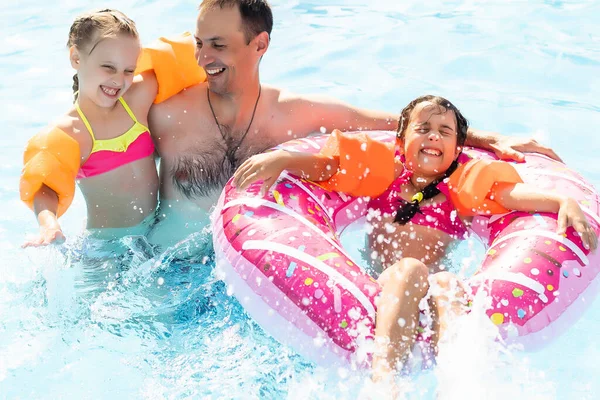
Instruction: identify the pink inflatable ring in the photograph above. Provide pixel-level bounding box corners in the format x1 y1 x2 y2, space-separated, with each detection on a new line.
212 131 600 368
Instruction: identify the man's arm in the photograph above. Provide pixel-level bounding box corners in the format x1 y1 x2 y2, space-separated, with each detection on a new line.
281 92 398 134
465 127 562 162
280 92 562 162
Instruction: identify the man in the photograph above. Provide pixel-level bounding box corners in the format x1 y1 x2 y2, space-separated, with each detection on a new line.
146 0 559 247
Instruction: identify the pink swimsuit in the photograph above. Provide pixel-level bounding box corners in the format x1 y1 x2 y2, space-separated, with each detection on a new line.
75 97 155 179
367 163 469 239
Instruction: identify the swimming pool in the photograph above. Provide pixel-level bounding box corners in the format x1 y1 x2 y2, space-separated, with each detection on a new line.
1 1 599 399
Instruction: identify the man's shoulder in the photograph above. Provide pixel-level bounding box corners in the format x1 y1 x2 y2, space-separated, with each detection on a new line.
265 85 301 103
148 82 209 139
152 82 209 112
262 85 317 112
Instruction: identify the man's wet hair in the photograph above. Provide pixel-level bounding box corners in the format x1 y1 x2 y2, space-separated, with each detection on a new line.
200 0 273 44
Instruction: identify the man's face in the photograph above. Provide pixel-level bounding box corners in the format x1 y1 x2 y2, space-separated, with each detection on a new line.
195 6 257 94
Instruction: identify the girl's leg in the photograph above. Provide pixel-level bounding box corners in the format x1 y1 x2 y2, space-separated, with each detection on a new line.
428 271 468 352
373 257 429 381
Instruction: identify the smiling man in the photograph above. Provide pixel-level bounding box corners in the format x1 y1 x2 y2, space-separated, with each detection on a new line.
146 0 559 247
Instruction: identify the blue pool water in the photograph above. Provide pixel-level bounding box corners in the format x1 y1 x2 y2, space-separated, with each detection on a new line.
1 1 599 399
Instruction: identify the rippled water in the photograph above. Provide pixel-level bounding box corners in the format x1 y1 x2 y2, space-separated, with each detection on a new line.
1 1 599 399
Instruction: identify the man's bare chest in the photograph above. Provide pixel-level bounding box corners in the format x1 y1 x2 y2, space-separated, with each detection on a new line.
159 122 277 199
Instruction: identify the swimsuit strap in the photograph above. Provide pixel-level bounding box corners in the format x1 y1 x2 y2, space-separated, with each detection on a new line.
118 97 138 123
74 101 96 141
74 97 139 144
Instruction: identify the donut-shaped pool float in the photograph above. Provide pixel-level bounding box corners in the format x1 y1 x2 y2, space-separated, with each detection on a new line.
212 131 600 368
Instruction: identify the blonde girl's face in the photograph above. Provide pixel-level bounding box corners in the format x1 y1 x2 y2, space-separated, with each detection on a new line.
70 34 140 107
400 101 462 178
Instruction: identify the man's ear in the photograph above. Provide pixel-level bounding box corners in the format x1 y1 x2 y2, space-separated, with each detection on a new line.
255 31 269 56
69 46 81 70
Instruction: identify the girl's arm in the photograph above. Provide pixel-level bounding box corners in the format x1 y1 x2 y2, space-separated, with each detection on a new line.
494 182 597 251
22 184 65 247
233 149 338 195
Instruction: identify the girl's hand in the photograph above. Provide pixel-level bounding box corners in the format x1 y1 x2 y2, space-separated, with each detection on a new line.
22 210 65 248
557 198 597 251
22 224 65 248
233 150 290 196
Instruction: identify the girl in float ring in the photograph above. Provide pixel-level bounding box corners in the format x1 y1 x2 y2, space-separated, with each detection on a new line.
232 95 597 382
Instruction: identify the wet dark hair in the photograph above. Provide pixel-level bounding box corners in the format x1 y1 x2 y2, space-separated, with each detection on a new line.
199 0 273 44
393 95 469 225
396 95 468 146
68 9 138 102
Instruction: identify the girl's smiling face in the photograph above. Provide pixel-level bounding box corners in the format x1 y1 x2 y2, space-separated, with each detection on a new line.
399 100 462 178
66 9 140 107
71 34 140 107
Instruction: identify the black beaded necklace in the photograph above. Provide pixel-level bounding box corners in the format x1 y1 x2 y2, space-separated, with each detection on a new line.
393 160 459 225
207 86 262 167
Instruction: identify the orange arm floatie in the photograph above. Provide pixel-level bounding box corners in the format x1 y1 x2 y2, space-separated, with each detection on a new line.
135 32 207 104
20 127 80 217
318 129 395 197
447 159 524 216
